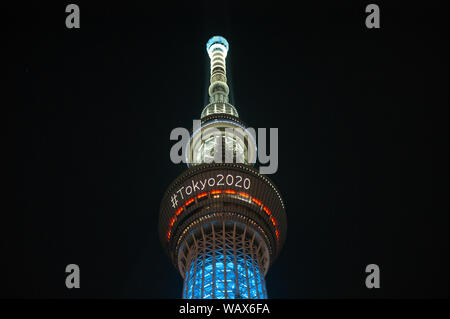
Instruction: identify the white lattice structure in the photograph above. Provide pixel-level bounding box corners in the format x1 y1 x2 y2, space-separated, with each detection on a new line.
179 220 269 299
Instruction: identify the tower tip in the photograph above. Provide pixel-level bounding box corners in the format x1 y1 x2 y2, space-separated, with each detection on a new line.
206 36 229 54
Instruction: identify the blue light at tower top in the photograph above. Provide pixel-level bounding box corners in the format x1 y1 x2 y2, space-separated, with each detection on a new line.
206 36 229 53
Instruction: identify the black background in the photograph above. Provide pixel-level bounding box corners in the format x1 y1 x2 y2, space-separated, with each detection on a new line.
5 1 448 298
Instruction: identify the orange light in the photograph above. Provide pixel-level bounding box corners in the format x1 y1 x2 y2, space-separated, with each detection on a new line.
168 191 281 244
270 216 277 227
252 198 262 206
238 192 250 198
197 192 208 199
175 207 184 216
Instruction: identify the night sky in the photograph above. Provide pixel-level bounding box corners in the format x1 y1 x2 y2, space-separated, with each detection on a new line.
5 1 448 298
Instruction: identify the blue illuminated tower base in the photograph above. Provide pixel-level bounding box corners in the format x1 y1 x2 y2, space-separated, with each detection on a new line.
180 219 268 299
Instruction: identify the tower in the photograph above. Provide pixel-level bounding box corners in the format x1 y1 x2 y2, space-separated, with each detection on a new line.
159 36 287 299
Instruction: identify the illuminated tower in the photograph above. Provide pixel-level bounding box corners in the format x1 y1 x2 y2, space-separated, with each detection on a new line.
159 36 287 299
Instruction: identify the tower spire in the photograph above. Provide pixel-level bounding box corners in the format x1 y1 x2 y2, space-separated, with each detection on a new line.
201 36 238 119
207 36 230 104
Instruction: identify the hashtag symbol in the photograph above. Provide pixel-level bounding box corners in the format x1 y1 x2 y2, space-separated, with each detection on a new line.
171 194 178 208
